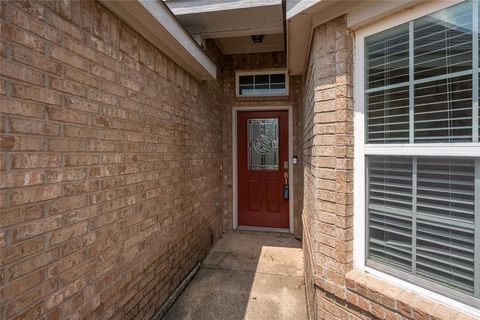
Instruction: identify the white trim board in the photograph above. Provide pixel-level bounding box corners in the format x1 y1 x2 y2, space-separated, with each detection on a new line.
232 106 294 233
353 0 480 317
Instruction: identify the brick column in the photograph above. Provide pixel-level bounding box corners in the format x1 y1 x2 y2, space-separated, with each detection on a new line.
300 16 354 319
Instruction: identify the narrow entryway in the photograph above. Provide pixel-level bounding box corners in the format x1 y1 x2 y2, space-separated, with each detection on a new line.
161 232 308 320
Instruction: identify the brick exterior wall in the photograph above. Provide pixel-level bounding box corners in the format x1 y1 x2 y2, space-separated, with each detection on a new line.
300 16 476 320
221 52 303 236
299 16 355 319
0 1 224 319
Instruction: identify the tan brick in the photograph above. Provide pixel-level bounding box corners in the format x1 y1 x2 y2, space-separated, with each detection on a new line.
431 305 460 320
397 291 417 318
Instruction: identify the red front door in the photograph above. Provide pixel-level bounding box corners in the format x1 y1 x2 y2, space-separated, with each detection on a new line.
237 111 289 228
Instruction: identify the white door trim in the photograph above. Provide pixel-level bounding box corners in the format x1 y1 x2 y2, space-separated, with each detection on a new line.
232 106 294 233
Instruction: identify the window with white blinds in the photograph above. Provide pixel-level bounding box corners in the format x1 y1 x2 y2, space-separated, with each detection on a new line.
367 156 478 299
365 0 479 144
364 0 480 306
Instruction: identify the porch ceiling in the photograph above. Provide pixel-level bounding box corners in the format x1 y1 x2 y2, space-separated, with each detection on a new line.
164 0 285 55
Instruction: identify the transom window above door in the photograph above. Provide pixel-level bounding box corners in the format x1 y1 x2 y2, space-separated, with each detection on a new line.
236 70 288 97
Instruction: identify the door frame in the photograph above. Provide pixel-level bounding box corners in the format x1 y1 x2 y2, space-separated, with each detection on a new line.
232 106 294 233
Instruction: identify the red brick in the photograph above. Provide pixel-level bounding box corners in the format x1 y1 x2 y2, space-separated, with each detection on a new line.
0 135 45 151
11 215 63 242
0 21 45 53
7 247 61 281
12 301 44 320
0 1 261 320
50 45 88 70
48 76 87 97
0 58 45 86
8 117 60 136
63 125 97 139
47 107 88 125
11 83 61 105
0 236 45 265
0 270 44 301
6 277 57 318
0 97 45 119
0 170 45 188
11 43 62 75
11 184 62 205
0 204 45 228
11 153 60 169
47 138 89 152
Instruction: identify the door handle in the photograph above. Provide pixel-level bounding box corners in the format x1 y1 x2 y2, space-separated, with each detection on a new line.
283 172 289 200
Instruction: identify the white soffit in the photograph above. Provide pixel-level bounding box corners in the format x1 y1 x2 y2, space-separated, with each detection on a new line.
99 0 216 80
346 0 428 30
171 3 283 39
286 0 428 75
165 0 282 16
216 34 284 55
163 0 284 56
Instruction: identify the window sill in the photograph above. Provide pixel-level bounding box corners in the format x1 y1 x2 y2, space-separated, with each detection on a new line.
344 269 478 320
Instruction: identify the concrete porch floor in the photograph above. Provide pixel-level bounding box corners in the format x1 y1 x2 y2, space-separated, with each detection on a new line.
162 232 308 320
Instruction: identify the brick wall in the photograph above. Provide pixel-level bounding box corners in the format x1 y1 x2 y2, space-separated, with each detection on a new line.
0 1 223 319
300 16 476 320
299 16 355 319
221 52 303 235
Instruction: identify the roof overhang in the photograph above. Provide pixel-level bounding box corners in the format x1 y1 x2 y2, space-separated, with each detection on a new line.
99 0 216 80
164 0 284 56
286 0 425 75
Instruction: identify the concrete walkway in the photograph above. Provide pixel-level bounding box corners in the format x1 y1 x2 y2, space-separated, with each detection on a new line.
162 232 308 320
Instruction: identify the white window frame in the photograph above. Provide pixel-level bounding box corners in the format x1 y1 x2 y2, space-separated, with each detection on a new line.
235 69 289 97
353 0 480 316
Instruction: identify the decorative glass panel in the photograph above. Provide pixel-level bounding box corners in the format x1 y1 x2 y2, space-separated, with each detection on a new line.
248 119 278 170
